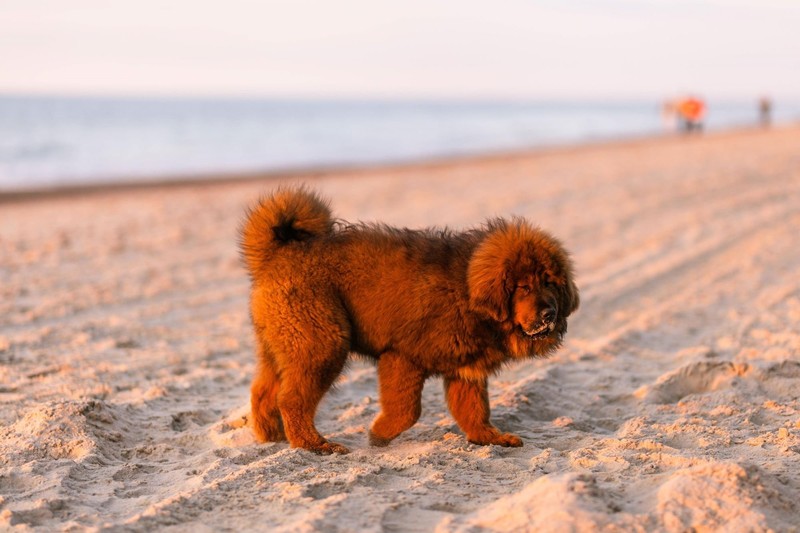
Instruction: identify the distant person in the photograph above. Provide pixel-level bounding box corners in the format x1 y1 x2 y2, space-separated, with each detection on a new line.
677 97 706 133
759 97 772 127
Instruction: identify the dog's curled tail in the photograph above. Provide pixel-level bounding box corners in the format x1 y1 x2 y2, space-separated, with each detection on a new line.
239 187 333 275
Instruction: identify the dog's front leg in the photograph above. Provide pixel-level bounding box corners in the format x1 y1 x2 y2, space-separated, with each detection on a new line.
369 353 426 446
443 376 522 447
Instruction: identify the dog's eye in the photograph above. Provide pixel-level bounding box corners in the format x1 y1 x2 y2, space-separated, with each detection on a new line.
517 285 531 293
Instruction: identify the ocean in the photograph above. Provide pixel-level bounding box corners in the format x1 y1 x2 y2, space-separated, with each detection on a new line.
1 95 797 191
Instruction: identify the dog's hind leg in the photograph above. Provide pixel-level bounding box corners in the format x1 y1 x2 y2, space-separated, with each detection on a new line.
250 345 285 442
250 287 351 454
444 376 523 447
272 305 351 454
369 353 426 447
277 349 349 454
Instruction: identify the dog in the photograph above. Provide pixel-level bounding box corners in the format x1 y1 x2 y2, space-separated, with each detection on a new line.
240 187 579 454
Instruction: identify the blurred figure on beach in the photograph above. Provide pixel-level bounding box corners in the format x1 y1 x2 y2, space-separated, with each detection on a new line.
759 96 772 127
677 96 706 133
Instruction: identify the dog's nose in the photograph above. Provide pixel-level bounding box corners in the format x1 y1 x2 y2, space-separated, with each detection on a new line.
541 307 556 323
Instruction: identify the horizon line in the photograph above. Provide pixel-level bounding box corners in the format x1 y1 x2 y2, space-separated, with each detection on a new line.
0 90 792 105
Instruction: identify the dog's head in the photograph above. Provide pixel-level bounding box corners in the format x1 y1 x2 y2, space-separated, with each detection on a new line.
468 218 579 352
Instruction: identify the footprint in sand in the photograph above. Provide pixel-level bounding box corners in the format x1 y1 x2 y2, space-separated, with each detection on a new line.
637 361 750 404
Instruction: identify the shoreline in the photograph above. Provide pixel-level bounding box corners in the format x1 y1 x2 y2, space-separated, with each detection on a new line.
0 123 785 204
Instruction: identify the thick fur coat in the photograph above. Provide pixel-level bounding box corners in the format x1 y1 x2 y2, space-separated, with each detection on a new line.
240 187 579 454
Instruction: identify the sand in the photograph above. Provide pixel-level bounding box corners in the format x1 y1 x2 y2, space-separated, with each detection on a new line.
1 126 800 532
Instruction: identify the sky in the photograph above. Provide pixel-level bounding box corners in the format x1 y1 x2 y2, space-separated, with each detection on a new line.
0 0 798 101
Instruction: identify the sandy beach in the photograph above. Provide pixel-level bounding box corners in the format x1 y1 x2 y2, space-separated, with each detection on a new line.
2 126 800 532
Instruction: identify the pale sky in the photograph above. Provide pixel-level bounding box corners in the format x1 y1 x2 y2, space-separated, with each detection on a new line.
1 0 798 100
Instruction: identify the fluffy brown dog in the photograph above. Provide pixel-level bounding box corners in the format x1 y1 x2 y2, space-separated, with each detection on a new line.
240 187 579 454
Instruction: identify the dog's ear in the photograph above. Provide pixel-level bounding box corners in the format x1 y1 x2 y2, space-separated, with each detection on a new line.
468 235 513 322
469 270 511 322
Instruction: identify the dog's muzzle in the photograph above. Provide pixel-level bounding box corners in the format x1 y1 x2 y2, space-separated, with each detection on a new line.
524 306 557 339
524 321 556 339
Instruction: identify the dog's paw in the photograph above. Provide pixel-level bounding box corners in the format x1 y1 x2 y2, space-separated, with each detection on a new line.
468 431 523 448
492 432 523 447
308 441 350 455
368 431 393 447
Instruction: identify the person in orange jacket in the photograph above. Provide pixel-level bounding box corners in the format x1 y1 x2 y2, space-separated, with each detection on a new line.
678 97 706 133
